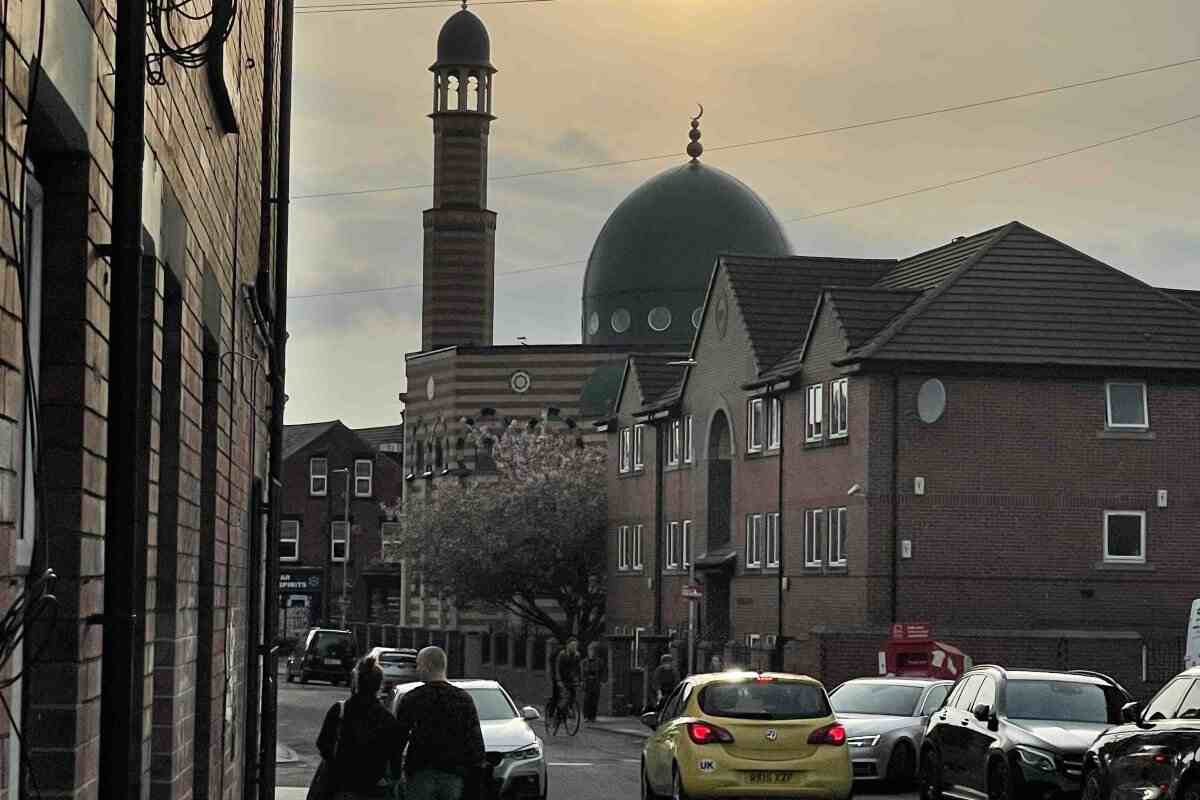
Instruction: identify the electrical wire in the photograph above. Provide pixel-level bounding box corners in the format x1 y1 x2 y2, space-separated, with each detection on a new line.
289 257 586 299
146 0 239 84
290 54 1200 200
295 0 551 14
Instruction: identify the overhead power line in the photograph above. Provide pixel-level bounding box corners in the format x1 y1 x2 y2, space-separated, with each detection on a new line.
296 0 552 15
289 109 1199 302
290 54 1200 200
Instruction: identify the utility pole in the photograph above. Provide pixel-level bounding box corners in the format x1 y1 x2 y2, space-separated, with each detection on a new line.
333 467 351 628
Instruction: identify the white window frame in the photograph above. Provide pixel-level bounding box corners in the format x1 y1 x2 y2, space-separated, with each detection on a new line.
806 384 824 442
668 419 681 466
666 521 681 569
768 397 782 450
16 175 43 569
331 521 349 562
805 509 825 567
618 525 630 570
683 415 694 464
633 524 644 570
829 507 848 567
746 633 761 649
682 520 692 568
1105 381 1149 430
633 424 645 470
1103 510 1146 564
830 378 848 439
747 398 765 453
766 512 780 567
619 428 632 474
745 513 764 568
354 458 373 497
310 457 328 496
280 520 300 562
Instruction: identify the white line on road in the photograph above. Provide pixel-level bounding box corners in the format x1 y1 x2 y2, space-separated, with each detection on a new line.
548 762 595 767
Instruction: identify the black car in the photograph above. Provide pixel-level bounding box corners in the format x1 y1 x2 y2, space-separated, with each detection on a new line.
1082 666 1200 800
286 628 358 685
920 666 1130 800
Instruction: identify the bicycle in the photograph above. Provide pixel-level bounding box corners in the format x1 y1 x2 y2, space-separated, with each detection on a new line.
543 689 581 737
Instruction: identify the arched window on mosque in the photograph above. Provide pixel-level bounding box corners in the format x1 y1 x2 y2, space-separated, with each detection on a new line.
467 75 480 112
416 440 426 474
446 75 460 112
435 438 444 471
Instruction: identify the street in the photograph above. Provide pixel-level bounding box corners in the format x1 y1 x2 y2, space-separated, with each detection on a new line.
276 677 917 800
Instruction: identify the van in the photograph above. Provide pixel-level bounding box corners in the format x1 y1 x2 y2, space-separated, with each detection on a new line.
286 628 358 685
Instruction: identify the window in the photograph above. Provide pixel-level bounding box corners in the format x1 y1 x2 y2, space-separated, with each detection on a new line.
830 378 848 438
618 525 630 570
380 521 401 557
768 397 782 450
829 507 848 566
633 524 644 569
747 398 765 453
1104 511 1146 563
804 509 825 567
973 677 997 712
310 457 328 495
331 521 349 562
745 514 764 567
682 520 692 568
619 428 632 473
280 520 300 561
17 174 42 568
1105 381 1148 429
766 512 780 567
633 424 645 470
1176 681 1200 720
354 458 373 497
952 676 985 711
746 634 761 649
1144 678 1193 721
806 384 824 442
668 419 681 466
920 685 951 715
667 521 681 569
683 415 694 463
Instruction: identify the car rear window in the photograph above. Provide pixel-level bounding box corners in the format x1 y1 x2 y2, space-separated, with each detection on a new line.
378 652 415 665
830 683 924 716
1006 680 1112 724
467 688 519 721
698 679 831 720
314 632 355 659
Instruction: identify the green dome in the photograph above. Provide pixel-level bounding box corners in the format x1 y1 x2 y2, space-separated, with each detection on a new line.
581 160 791 345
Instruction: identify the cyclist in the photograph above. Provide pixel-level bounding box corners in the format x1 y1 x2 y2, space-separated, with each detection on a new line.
554 637 582 719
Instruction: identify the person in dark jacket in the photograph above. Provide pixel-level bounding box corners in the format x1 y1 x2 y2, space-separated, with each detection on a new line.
315 656 402 798
580 642 606 722
393 646 486 800
652 654 679 709
554 638 582 715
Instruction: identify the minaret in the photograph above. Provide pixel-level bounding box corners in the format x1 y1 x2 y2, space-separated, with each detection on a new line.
421 2 498 351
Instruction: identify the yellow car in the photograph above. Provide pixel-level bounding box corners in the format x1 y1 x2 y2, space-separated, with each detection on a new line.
640 671 853 800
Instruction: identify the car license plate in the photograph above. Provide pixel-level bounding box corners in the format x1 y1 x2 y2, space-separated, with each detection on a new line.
324 658 341 665
746 771 793 784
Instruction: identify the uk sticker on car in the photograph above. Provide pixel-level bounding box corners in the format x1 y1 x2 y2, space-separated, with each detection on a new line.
698 759 718 772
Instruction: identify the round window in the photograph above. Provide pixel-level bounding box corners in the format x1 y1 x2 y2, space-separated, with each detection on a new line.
425 376 436 401
691 307 703 329
510 370 532 394
586 311 600 336
648 307 672 332
611 308 631 333
917 378 946 423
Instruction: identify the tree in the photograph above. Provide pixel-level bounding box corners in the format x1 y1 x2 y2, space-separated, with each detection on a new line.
389 419 607 644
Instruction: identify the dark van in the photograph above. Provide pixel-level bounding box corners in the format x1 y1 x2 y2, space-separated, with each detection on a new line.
286 628 357 685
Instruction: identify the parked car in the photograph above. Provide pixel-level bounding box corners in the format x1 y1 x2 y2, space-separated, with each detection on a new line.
391 678 546 800
830 676 953 786
366 646 419 695
639 670 853 800
1082 665 1200 800
920 667 1130 800
286 628 358 685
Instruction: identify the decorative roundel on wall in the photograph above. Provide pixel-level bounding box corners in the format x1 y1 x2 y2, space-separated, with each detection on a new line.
425 376 436 401
510 370 533 394
611 308 631 333
692 307 703 330
917 378 946 423
587 311 600 336
648 306 672 332
714 292 729 339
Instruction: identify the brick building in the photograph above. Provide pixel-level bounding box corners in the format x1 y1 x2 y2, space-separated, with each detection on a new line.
278 421 403 637
602 221 1200 711
0 0 291 796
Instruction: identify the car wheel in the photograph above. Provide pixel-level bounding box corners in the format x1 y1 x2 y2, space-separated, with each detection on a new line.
671 765 691 800
641 761 658 800
1081 769 1107 800
299 671 308 684
919 746 943 800
988 758 1015 800
887 741 917 789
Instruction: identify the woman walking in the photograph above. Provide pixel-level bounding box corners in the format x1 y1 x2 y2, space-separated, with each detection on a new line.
313 655 402 799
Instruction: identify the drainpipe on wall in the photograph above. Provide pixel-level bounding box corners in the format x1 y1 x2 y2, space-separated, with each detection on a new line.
775 392 785 671
890 374 900 624
654 422 664 635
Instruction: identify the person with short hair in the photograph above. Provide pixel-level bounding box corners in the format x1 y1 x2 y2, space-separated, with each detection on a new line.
554 638 582 717
315 656 402 798
392 646 486 800
652 653 679 709
580 642 606 722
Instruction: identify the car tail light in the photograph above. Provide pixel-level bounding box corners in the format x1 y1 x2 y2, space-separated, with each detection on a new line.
687 721 735 745
808 723 846 746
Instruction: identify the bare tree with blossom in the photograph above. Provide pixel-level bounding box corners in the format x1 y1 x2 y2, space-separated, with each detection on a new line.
387 418 607 644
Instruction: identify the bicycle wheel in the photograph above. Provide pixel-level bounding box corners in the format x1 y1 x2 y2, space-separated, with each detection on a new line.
544 703 558 737
565 699 581 736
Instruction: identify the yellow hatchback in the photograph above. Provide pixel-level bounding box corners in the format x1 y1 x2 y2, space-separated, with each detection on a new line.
640 671 853 800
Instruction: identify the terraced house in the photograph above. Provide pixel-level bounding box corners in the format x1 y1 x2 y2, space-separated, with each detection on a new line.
602 221 1200 712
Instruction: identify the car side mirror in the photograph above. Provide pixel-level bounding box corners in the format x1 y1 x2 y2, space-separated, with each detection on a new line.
1120 701 1142 724
640 711 659 731
521 706 540 722
973 704 992 723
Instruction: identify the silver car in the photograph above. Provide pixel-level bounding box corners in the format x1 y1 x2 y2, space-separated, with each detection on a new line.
829 677 953 787
392 678 547 800
365 646 419 696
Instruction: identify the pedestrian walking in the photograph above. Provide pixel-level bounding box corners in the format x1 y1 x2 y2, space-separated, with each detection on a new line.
708 654 724 673
393 646 486 800
311 655 401 799
580 642 605 722
652 653 679 709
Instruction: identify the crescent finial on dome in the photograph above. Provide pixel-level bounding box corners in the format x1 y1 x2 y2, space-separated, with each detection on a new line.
687 104 704 160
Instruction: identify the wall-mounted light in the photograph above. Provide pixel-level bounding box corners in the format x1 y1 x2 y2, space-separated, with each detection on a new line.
847 483 862 496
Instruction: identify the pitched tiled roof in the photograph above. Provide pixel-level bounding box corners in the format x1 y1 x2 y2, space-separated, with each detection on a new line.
721 254 895 376
283 421 339 459
874 224 1008 290
1164 288 1200 310
845 222 1200 368
353 424 404 450
825 287 923 349
630 354 688 408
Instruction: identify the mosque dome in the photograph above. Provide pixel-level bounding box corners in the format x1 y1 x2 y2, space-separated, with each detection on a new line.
581 154 791 346
433 8 493 70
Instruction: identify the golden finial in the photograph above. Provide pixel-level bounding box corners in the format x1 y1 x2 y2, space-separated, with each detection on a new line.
687 103 704 160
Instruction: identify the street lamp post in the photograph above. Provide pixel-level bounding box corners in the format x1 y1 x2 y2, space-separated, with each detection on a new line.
332 467 350 628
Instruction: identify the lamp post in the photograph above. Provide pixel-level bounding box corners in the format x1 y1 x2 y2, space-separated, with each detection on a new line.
332 466 350 628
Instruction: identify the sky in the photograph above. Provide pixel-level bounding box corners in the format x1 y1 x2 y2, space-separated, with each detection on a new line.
284 0 1200 428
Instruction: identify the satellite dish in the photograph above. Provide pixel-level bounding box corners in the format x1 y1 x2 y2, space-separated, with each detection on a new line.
917 379 946 423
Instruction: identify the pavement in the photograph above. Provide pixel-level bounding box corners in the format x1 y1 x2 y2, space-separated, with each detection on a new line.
583 715 651 740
